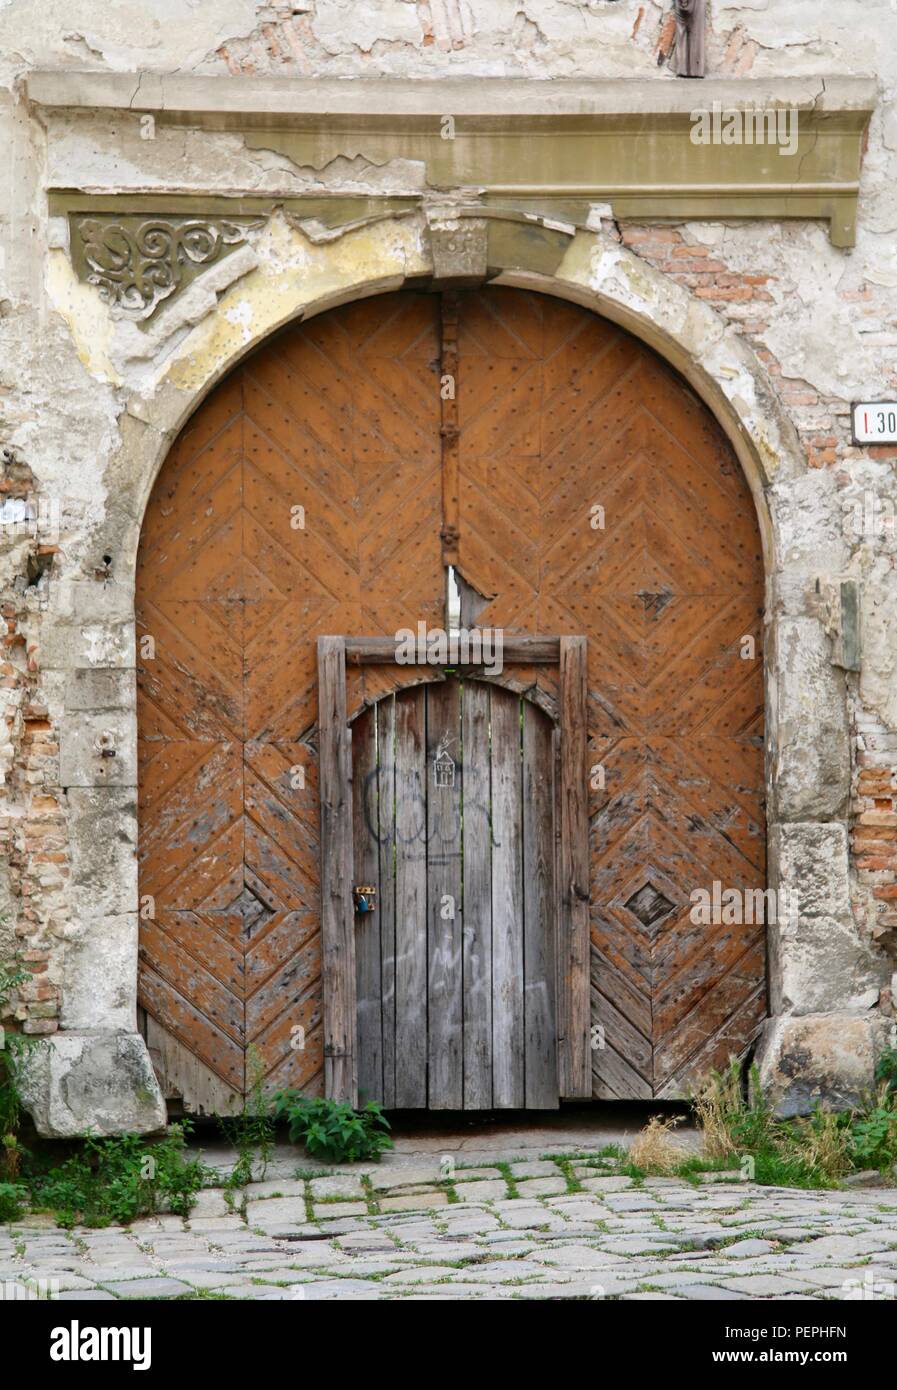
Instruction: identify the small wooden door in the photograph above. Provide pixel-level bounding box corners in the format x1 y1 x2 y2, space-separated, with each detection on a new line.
352 678 558 1111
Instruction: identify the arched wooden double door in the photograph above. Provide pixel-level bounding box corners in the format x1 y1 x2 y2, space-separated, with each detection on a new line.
136 287 766 1112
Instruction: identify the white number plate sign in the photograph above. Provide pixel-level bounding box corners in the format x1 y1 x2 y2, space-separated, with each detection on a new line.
852 402 897 444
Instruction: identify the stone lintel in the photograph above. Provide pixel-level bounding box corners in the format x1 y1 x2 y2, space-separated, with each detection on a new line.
29 74 876 247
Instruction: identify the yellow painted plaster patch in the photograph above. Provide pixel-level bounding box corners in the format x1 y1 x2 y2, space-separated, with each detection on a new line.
164 213 429 394
556 231 597 288
46 249 120 386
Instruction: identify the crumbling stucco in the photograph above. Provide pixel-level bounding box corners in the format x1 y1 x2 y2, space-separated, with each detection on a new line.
2 0 897 1129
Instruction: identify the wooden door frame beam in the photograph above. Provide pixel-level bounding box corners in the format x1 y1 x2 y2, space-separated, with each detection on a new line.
318 631 591 1107
344 635 561 665
439 292 461 565
558 635 592 1099
317 635 358 1106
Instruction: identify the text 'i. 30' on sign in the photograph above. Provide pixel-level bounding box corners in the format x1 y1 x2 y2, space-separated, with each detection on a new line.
852 402 897 443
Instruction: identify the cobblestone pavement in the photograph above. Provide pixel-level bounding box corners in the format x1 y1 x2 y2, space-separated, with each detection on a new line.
3 1158 897 1301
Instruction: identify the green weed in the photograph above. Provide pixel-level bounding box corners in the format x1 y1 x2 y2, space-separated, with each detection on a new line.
272 1093 392 1165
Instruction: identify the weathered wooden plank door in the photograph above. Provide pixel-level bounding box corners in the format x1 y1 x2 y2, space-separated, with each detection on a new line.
137 284 766 1110
450 287 767 1097
136 293 443 1110
352 677 559 1110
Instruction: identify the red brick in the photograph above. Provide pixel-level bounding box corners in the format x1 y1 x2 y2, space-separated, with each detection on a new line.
694 287 754 302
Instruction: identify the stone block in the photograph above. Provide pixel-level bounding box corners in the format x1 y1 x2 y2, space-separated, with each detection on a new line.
241 1179 306 1199
65 668 135 712
769 822 852 921
187 1189 232 1218
52 579 137 625
245 1196 307 1225
513 1176 568 1197
312 1201 371 1219
18 1031 166 1138
60 711 137 787
39 619 136 673
769 618 849 821
102 1276 192 1297
67 787 138 916
427 210 488 284
771 912 885 1016
61 912 139 1030
377 1192 449 1212
308 1176 365 1199
508 1160 562 1178
756 1011 896 1117
449 1179 508 1201
772 470 848 574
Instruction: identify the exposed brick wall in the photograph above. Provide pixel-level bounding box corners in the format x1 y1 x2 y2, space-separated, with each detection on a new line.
619 223 897 474
0 460 63 1037
851 707 897 1016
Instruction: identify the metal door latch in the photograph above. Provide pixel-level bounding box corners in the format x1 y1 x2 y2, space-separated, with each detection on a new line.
353 885 377 915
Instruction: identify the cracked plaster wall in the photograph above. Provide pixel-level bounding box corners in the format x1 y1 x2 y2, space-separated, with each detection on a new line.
1 0 897 1125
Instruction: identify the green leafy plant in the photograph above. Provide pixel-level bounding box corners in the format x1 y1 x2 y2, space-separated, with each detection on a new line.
0 960 45 1173
27 1122 210 1227
272 1093 393 1164
874 1044 897 1094
849 1083 897 1173
0 1180 26 1222
686 1056 897 1190
222 1046 276 1189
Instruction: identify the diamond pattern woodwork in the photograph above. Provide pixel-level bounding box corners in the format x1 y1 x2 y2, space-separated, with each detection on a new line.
453 287 766 1098
137 286 765 1105
137 294 442 1098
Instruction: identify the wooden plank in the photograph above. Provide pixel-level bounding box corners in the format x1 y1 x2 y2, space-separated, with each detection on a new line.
522 700 559 1108
394 686 428 1108
353 705 383 1105
461 680 493 1108
316 635 357 1105
655 985 765 1099
139 917 244 1043
590 971 653 1087
138 960 244 1091
591 1037 654 1101
490 685 525 1108
345 635 561 665
144 1014 244 1116
425 680 463 1108
440 293 461 566
377 697 397 1108
590 942 653 1041
558 635 591 1099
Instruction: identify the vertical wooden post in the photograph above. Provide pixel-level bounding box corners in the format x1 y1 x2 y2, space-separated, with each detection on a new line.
317 635 358 1106
673 0 706 78
439 292 461 567
558 636 592 1099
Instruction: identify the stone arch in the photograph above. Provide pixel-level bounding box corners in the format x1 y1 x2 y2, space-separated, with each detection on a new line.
51 209 860 1130
109 214 798 575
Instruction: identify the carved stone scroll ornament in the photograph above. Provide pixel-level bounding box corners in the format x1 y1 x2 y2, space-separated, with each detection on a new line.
674 0 706 79
74 217 258 320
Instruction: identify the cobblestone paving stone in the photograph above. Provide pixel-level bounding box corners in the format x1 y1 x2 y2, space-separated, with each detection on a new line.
3 1160 897 1301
